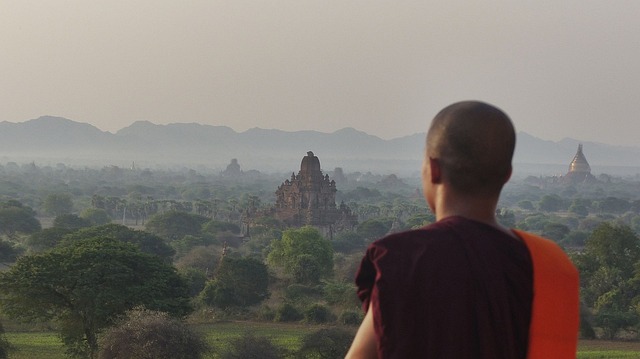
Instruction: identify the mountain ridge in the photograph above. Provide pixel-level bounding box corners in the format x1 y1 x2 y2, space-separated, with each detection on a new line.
1 116 639 175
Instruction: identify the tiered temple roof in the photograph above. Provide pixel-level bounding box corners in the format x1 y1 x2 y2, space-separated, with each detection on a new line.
274 151 356 229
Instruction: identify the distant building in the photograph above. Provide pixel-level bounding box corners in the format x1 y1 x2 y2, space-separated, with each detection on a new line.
563 144 596 183
274 151 357 233
221 158 242 177
240 152 357 238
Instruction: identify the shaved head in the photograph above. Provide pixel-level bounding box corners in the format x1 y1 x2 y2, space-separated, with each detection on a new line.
426 101 515 196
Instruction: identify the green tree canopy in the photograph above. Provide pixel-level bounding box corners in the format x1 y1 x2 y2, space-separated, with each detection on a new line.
79 208 112 226
538 194 565 212
581 222 640 275
0 200 41 238
0 237 191 358
267 226 334 282
202 220 241 236
145 211 209 240
200 256 269 308
26 227 74 253
62 223 175 262
357 219 391 241
573 222 640 338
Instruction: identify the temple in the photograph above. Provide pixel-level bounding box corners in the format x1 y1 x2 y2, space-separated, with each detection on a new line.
564 144 596 183
274 151 357 230
221 158 242 177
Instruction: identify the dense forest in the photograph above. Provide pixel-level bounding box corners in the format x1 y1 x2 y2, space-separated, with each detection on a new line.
2 161 640 358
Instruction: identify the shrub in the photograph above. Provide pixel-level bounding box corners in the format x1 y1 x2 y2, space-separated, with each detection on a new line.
274 303 303 322
221 331 285 359
98 307 209 359
257 305 275 322
322 280 358 306
200 256 269 308
339 310 363 326
304 304 333 324
285 284 321 302
296 327 354 359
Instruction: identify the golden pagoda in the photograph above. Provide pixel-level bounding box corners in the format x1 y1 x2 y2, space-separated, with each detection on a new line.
564 144 596 183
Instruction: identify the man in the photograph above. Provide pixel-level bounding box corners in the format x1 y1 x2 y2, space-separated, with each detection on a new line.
346 101 579 358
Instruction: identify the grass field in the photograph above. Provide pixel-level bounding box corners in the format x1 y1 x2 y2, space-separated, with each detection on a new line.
5 323 640 358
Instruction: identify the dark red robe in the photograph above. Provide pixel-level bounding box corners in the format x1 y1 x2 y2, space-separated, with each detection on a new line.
355 216 534 358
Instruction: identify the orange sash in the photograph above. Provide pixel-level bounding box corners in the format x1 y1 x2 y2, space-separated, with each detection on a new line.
513 230 580 359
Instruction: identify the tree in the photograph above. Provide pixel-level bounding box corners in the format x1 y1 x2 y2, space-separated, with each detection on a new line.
62 224 175 262
26 227 74 253
202 220 241 236
573 222 640 337
0 237 191 358
597 197 630 214
267 226 334 282
517 200 535 211
541 223 570 242
79 208 112 226
43 193 74 217
53 214 92 230
303 304 333 324
200 256 269 308
0 201 41 238
0 240 22 263
331 231 365 254
496 208 516 228
357 219 391 241
98 307 209 359
538 194 564 212
145 211 209 241
581 223 640 276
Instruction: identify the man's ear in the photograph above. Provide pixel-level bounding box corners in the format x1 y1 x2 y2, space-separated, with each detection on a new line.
429 157 442 184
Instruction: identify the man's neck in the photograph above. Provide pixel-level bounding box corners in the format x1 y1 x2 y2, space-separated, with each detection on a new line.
432 189 514 236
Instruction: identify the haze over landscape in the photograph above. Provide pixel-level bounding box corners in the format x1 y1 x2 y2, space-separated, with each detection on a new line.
2 1 640 148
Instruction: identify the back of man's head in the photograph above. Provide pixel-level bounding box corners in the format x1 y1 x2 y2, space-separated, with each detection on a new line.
426 101 515 197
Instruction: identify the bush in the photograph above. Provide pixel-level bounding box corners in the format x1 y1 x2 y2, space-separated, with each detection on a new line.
304 304 333 324
296 327 354 359
274 303 303 322
285 284 321 302
221 331 285 359
200 256 269 308
257 305 275 322
323 280 358 306
98 307 209 359
339 310 363 326
181 268 208 297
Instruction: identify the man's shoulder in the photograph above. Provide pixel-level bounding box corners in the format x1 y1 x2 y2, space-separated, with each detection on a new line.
513 229 578 275
370 221 454 250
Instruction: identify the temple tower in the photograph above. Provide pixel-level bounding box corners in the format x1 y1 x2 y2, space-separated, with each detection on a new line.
275 151 356 229
564 144 596 183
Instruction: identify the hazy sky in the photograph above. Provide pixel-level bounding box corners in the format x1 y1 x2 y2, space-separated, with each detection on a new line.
2 1 639 145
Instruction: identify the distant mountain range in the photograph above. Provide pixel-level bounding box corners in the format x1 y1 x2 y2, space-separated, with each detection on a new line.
1 116 640 176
